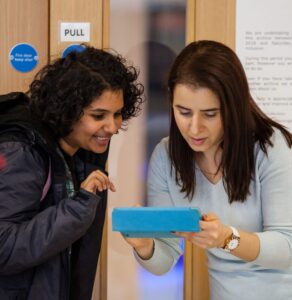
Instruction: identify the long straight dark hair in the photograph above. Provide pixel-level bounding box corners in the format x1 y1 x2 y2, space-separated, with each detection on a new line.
168 40 292 203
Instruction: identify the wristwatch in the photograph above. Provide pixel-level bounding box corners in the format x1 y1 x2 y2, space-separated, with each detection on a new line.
222 226 240 252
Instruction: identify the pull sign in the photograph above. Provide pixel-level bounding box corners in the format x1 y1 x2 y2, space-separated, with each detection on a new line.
60 22 90 42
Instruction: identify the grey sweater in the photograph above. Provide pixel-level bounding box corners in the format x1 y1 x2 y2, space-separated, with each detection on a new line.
135 129 292 300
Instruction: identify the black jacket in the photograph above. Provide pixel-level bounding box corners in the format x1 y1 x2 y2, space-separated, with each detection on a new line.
0 93 108 300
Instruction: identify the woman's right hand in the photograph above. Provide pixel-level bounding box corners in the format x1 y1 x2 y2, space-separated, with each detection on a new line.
123 236 154 260
81 169 116 194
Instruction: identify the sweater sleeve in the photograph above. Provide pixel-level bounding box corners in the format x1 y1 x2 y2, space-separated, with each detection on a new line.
134 139 183 274
252 130 292 269
0 142 100 275
134 238 182 275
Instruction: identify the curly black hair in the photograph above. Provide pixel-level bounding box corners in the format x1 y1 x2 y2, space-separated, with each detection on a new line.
29 45 144 138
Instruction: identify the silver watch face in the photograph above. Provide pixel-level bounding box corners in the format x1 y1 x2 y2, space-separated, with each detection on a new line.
228 239 239 250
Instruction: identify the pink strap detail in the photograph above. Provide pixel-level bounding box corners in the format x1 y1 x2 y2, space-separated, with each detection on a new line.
41 158 51 201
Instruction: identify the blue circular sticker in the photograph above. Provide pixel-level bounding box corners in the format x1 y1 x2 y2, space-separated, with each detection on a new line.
62 44 86 58
9 43 39 73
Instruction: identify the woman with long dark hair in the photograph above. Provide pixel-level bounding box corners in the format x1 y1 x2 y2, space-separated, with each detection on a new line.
125 40 292 299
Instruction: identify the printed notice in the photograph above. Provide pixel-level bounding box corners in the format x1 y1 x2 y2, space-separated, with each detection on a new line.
236 0 292 131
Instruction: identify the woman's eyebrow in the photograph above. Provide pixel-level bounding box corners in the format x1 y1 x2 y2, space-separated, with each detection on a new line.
174 105 220 111
201 108 220 112
89 108 108 113
174 104 191 110
89 107 123 113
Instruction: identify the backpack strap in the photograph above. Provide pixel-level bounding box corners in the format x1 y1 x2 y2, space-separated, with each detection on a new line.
40 157 51 201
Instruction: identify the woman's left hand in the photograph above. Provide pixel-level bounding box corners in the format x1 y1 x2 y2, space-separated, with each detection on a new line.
175 213 231 249
80 169 116 194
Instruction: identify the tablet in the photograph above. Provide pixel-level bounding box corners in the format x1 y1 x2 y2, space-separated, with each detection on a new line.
112 207 201 238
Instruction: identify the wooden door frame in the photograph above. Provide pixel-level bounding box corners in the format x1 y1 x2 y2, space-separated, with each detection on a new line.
184 1 236 299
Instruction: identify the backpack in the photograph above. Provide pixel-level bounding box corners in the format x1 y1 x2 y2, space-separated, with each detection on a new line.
0 92 51 201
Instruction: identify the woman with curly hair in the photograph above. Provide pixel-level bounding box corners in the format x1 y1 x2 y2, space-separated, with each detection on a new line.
0 45 144 300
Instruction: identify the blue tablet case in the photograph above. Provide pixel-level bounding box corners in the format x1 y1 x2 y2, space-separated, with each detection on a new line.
112 207 201 238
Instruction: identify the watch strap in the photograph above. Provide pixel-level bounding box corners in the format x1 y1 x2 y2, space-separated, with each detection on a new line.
222 226 240 252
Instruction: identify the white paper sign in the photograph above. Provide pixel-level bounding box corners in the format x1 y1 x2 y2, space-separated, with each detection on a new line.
60 22 90 42
236 0 292 131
